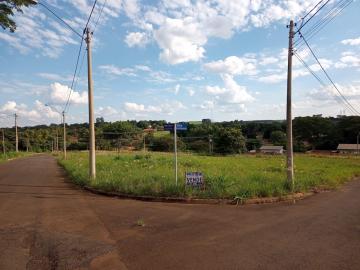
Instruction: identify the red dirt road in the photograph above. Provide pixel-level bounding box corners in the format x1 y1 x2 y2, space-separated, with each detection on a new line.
0 155 359 270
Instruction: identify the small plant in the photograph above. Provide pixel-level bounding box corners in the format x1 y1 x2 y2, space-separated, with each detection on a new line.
136 218 145 227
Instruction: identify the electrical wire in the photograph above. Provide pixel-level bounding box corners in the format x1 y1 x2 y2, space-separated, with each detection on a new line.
63 37 84 113
37 1 83 38
85 0 99 30
294 0 353 50
64 0 99 114
93 0 108 33
297 0 324 27
295 0 331 34
298 32 360 115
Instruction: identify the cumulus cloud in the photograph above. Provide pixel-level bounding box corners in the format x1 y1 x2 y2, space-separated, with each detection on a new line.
341 37 360 46
154 17 206 64
122 0 323 65
335 53 360 68
204 56 257 76
309 83 360 101
0 100 60 126
50 82 87 105
125 32 150 47
124 101 185 115
205 74 254 104
0 7 78 58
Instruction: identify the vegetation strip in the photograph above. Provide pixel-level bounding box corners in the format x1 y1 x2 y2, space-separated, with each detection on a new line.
83 185 313 205
58 152 359 201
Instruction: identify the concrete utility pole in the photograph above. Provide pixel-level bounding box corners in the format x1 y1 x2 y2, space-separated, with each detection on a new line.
174 123 178 185
56 127 59 151
63 111 67 159
286 20 295 189
86 27 96 179
2 129 5 155
15 113 18 153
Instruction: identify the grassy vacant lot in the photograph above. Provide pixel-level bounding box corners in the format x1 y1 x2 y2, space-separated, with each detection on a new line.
0 152 32 163
59 151 360 200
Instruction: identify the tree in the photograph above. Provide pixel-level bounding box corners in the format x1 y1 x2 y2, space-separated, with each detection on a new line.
214 127 246 154
270 130 286 146
0 0 36 32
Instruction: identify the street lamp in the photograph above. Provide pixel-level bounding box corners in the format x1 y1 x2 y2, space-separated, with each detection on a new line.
45 104 66 158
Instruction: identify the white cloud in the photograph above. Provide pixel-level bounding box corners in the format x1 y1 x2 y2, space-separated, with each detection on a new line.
0 7 78 58
50 82 87 105
125 32 150 47
98 65 137 76
123 0 324 65
309 83 360 101
188 88 195 96
154 17 206 64
124 101 185 115
335 54 360 68
174 84 180 95
341 37 360 46
259 56 278 66
96 106 118 116
205 74 254 104
0 100 60 126
37 73 73 82
204 56 257 76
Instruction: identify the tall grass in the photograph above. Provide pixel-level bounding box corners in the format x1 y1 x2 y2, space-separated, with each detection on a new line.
58 151 360 199
0 152 33 163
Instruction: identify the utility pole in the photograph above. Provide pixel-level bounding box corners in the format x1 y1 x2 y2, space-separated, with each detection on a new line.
2 129 5 155
286 20 295 189
15 113 18 153
63 111 67 159
143 133 146 152
56 127 59 151
86 27 96 180
174 123 178 185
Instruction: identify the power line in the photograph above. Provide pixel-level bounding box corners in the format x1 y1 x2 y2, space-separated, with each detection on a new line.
37 1 83 38
64 38 85 113
64 0 99 114
297 0 324 27
294 0 353 49
295 0 331 34
93 0 108 33
85 0 99 30
299 32 360 115
294 52 355 113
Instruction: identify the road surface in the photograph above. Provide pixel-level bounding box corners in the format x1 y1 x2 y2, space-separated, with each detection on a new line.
0 155 359 270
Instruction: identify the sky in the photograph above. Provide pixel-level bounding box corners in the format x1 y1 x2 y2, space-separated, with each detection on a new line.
0 0 360 127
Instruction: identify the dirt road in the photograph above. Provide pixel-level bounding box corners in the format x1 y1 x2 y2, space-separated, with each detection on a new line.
0 155 359 270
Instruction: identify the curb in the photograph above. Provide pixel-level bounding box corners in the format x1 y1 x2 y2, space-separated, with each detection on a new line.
83 186 314 205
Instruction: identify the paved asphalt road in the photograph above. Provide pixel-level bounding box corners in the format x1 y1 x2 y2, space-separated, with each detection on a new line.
0 155 359 270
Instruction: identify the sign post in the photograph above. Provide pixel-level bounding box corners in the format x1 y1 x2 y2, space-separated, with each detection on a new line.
164 122 188 185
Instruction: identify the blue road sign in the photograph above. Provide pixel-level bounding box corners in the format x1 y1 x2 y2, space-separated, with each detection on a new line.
164 123 188 131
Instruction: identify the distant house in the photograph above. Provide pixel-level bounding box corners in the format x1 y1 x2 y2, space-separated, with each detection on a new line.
259 145 284 155
337 144 359 154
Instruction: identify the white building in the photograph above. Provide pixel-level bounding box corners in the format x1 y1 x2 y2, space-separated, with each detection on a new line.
259 145 284 155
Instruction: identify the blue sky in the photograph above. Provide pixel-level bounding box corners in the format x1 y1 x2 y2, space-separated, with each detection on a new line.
0 0 360 127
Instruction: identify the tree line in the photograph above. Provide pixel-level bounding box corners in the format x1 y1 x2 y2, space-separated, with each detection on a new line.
1 115 359 154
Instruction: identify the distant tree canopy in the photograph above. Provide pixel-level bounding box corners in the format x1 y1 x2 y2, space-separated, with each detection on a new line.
0 116 359 154
0 0 36 32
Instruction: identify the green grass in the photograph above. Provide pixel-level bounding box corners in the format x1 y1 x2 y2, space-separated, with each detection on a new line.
0 152 34 163
58 151 360 200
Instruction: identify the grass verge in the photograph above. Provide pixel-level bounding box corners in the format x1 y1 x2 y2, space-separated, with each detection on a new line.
0 152 34 163
58 151 360 200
